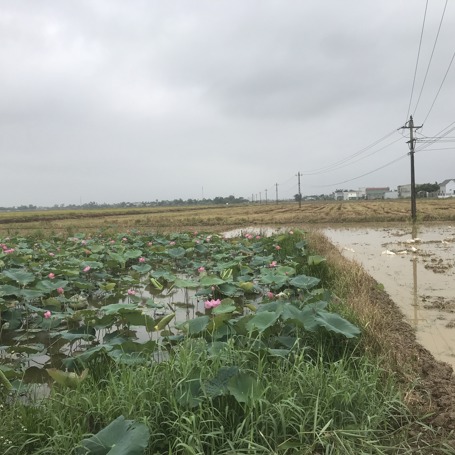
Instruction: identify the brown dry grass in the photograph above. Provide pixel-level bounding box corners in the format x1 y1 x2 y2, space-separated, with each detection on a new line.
2 198 455 235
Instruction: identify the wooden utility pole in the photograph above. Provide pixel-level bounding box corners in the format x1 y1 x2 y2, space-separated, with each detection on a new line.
401 116 422 222
265 189 268 205
275 183 279 204
296 172 302 208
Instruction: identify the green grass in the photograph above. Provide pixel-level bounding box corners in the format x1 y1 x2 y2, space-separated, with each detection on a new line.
0 338 442 454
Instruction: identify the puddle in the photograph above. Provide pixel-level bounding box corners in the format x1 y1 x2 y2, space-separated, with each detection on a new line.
324 225 455 368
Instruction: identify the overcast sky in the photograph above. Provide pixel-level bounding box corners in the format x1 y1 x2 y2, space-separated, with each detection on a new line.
1 1 455 207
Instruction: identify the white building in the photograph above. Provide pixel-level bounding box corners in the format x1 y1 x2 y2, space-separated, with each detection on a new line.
439 179 455 197
334 190 358 200
398 184 412 198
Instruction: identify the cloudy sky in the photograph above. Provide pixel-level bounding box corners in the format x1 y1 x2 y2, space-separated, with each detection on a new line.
1 1 455 207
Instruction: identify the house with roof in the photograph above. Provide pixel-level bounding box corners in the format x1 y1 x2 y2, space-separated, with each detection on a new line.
439 179 455 198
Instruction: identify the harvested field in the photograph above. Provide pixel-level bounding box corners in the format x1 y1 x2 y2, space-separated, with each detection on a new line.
2 198 455 234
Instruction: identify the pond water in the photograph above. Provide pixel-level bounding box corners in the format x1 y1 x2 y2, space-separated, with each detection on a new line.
324 225 455 369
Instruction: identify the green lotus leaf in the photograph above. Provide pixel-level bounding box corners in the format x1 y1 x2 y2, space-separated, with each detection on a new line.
2 269 35 285
102 303 137 315
131 264 152 274
245 311 280 333
180 315 210 335
227 372 263 404
174 278 199 289
35 279 68 292
313 310 361 338
199 276 225 286
0 284 22 296
308 255 326 266
212 300 237 315
288 275 320 290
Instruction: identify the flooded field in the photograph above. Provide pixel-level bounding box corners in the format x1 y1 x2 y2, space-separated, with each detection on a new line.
324 224 455 369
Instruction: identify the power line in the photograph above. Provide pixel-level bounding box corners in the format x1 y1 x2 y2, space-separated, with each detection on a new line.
413 0 449 116
313 154 408 188
422 47 455 126
298 129 398 175
301 136 402 176
406 0 429 122
416 121 455 152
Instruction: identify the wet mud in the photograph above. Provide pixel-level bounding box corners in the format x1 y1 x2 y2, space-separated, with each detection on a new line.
324 224 455 370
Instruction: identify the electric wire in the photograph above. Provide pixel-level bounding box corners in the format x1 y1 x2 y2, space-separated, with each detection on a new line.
406 0 429 122
299 129 398 175
416 121 455 152
413 0 448 116
301 136 403 176
313 154 408 188
421 47 455 126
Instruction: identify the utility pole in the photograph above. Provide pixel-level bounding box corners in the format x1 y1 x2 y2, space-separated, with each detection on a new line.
296 172 302 208
265 189 268 205
259 192 262 204
400 116 422 222
275 183 279 204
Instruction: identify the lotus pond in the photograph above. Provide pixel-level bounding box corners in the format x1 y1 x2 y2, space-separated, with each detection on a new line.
1 228 360 389
3 228 434 454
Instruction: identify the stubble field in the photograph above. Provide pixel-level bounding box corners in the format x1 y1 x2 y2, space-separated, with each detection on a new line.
2 198 455 234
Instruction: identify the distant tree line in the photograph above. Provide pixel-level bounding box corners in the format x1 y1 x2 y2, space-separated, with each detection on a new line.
0 195 250 212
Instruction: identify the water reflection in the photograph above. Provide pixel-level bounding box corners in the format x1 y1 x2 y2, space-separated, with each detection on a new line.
324 225 455 369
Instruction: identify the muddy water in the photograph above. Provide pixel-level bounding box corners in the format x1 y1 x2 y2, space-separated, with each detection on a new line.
324 225 455 369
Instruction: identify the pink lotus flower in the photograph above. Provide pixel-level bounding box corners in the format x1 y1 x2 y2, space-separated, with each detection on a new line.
57 287 64 295
269 261 278 268
198 266 206 273
204 299 221 310
122 237 128 242
44 311 52 319
256 235 261 239
4 248 15 254
83 266 91 272
169 241 176 246
48 273 55 279
49 252 55 257
275 245 281 250
127 289 136 296
267 291 275 299
289 231 294 235
147 242 153 246
139 257 146 263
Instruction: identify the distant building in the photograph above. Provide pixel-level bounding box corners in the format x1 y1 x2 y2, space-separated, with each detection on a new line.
398 184 412 198
333 190 358 201
357 187 367 199
439 179 455 197
365 187 389 200
384 190 398 199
